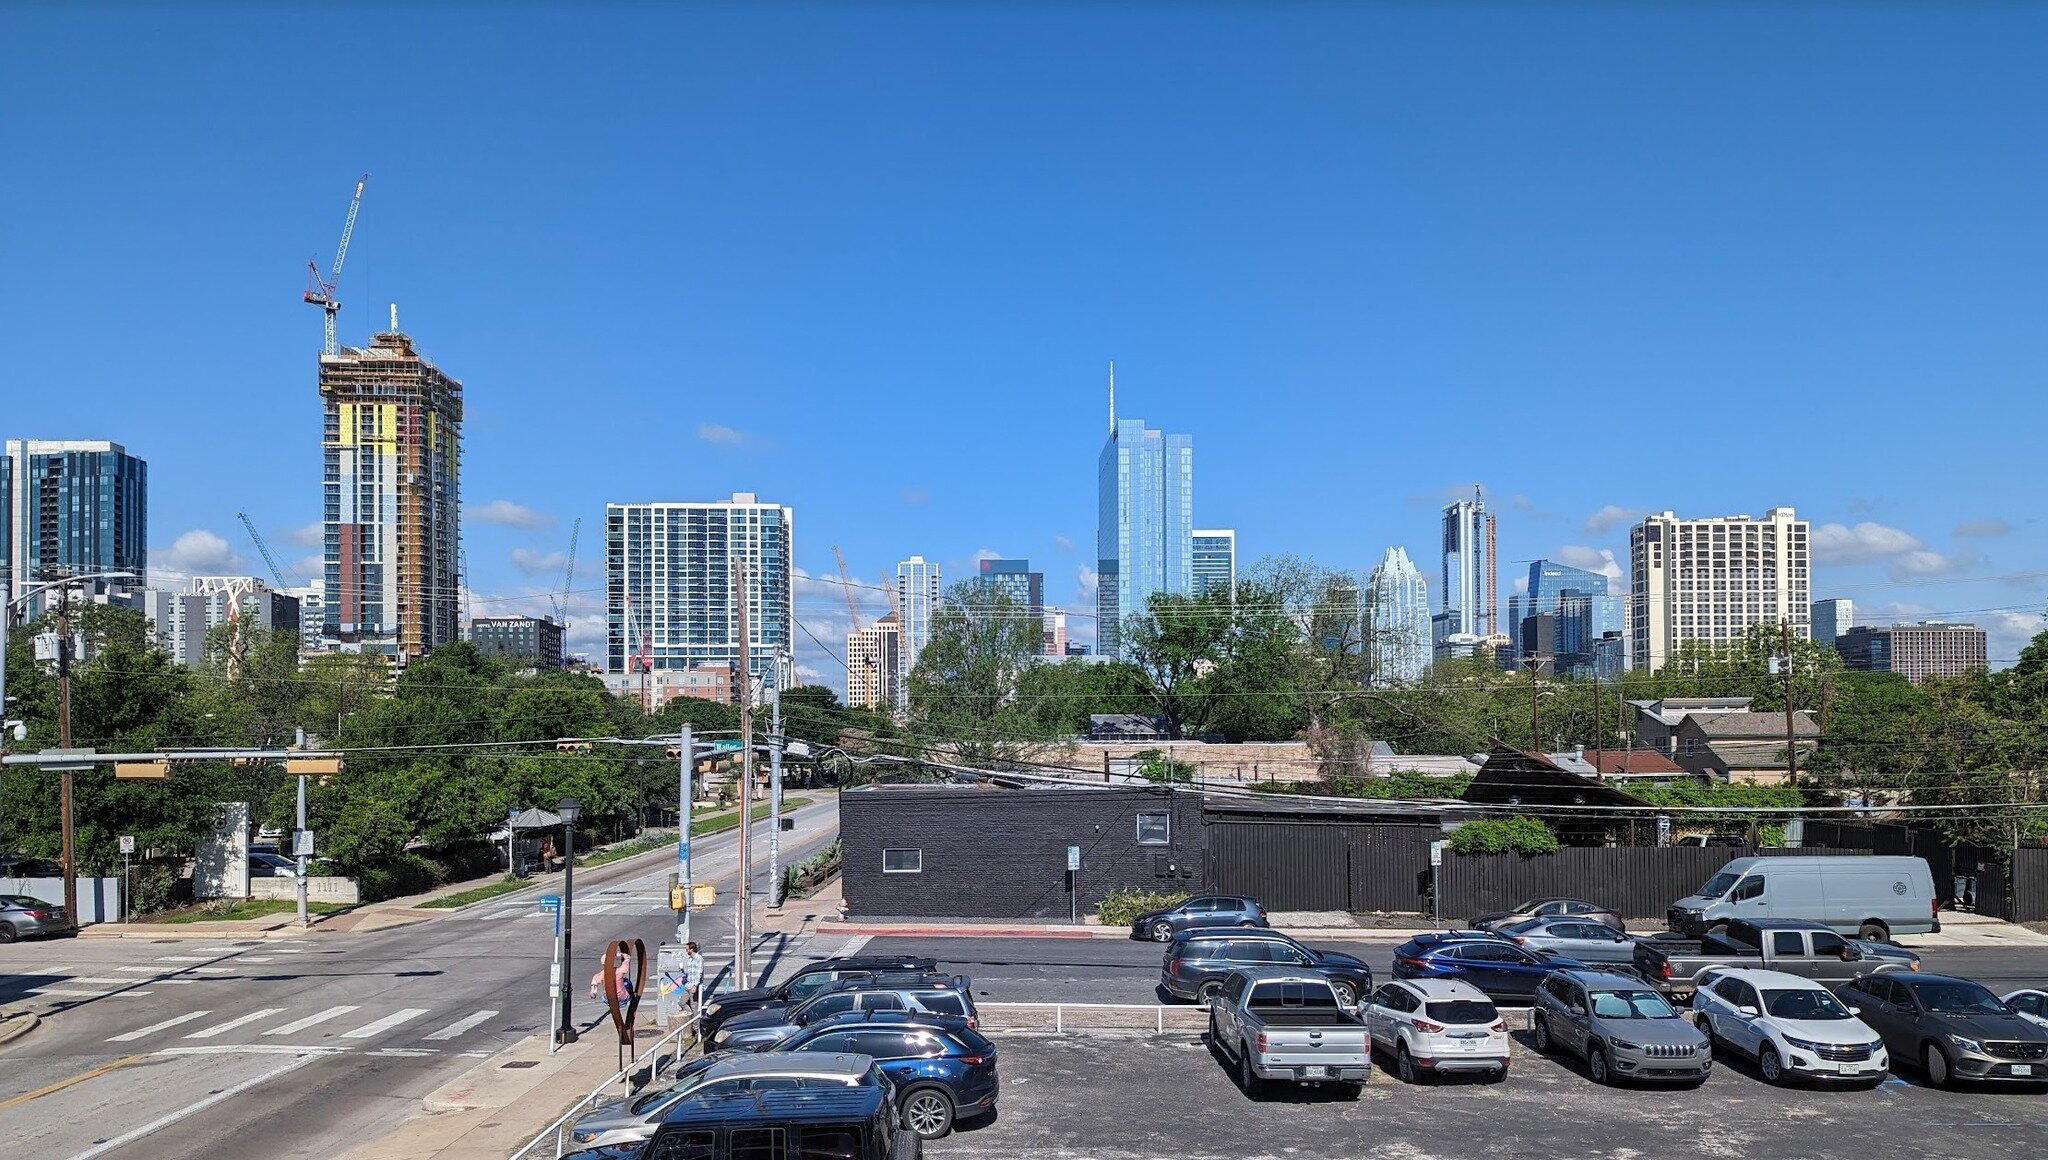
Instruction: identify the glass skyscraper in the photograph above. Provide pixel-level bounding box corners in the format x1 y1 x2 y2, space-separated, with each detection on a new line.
1097 415 1193 658
3 439 148 612
1434 491 1496 661
606 493 794 696
975 558 1042 615
1191 529 1236 600
1367 546 1431 685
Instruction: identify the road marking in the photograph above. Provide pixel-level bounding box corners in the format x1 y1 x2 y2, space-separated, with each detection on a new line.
186 1008 286 1038
239 955 274 962
340 1008 430 1038
368 1047 438 1057
264 1005 360 1035
584 904 618 915
154 955 213 962
62 977 135 985
478 909 519 921
37 989 152 998
422 1009 498 1041
0 1056 146 1110
108 1010 211 1041
64 1053 322 1160
156 1044 342 1056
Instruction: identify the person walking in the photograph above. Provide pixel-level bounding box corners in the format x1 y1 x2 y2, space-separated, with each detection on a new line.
683 941 705 1007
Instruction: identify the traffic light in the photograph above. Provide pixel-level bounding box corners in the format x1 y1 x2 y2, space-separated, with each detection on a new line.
115 760 169 780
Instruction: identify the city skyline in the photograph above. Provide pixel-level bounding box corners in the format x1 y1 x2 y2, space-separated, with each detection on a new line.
6 8 2046 684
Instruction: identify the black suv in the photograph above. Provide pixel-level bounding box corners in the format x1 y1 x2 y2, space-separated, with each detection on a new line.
567 1083 920 1160
1160 928 1374 1006
700 955 938 1038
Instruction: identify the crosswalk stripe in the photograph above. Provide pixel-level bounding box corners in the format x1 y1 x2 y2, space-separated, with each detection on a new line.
477 909 519 921
341 1008 430 1039
39 988 151 998
187 1008 286 1038
155 955 213 962
109 1011 211 1041
63 977 133 985
421 1009 498 1041
263 1005 360 1036
584 904 618 915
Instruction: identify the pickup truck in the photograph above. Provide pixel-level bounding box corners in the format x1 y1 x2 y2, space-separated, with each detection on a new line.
1206 967 1371 1096
1633 919 1913 998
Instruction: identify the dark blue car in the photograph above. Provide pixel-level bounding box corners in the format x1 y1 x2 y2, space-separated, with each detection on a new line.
763 1012 998 1141
1393 932 1589 999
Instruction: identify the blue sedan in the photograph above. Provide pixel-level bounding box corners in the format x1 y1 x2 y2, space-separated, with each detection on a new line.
750 1012 998 1140
1393 932 1589 999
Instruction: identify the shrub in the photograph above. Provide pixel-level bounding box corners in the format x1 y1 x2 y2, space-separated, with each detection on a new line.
1446 817 1561 856
1096 888 1190 927
357 852 442 902
1130 748 1194 784
127 861 188 915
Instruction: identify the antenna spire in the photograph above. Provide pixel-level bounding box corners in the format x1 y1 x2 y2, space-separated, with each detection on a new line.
389 302 400 332
1108 359 1116 435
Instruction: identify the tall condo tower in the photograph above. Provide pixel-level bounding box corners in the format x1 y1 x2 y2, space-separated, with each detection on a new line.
606 493 794 695
1096 362 1194 658
321 329 464 658
1433 489 1496 660
2 440 148 612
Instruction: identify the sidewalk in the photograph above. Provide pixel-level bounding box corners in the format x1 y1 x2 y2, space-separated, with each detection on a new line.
1897 909 2048 948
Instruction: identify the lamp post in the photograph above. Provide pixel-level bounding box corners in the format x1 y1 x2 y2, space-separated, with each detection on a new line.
556 796 582 1045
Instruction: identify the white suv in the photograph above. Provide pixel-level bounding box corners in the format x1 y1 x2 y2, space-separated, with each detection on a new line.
1362 978 1509 1083
1692 967 1889 1086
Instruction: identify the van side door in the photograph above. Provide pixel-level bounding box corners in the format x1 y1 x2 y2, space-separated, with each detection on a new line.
1730 874 1768 917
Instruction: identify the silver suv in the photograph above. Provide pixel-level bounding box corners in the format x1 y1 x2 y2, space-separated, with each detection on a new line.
1531 970 1710 1086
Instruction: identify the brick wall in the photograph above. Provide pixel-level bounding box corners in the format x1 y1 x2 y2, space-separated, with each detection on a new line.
841 786 1207 920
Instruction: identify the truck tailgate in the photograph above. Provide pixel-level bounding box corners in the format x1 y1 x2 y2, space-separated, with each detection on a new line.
1261 1026 1370 1067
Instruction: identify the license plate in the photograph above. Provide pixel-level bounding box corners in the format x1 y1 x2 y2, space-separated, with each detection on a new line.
2014 1064 2034 1076
1833 1063 1853 1074
1302 1066 1328 1079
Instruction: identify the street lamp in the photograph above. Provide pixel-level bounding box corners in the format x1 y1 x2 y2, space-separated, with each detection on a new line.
0 568 138 927
556 796 583 1045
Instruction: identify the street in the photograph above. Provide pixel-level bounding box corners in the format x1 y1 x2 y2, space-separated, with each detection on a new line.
0 797 840 1160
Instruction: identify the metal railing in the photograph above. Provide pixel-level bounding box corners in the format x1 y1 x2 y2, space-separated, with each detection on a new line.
976 1000 1212 1035
507 1012 702 1160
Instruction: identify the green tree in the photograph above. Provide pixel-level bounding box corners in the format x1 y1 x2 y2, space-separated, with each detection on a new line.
908 579 1061 767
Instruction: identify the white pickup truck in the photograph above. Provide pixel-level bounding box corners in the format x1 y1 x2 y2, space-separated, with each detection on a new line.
1206 967 1371 1096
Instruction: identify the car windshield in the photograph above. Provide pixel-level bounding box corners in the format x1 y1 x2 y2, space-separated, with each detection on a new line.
1425 1000 1498 1025
628 1062 718 1114
1697 871 1741 899
1915 982 2008 1015
1590 990 1679 1019
783 974 834 1001
1762 989 1853 1020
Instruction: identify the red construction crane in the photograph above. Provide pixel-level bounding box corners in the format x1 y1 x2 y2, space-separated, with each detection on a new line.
304 173 369 355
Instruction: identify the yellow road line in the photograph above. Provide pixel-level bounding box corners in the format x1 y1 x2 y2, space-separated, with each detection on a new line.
0 1055 146 1110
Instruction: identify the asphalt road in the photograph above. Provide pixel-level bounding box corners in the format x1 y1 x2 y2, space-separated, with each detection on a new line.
0 795 842 1160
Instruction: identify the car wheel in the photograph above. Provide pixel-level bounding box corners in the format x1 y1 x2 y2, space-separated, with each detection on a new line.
1694 1014 1717 1050
1759 1045 1786 1086
1858 921 1890 943
0 923 15 944
1924 1042 1954 1089
1238 1044 1265 1096
1396 1044 1421 1085
1531 1015 1552 1054
1151 920 1174 943
1197 981 1224 1004
1587 1047 1612 1086
901 1086 955 1140
1330 980 1357 1008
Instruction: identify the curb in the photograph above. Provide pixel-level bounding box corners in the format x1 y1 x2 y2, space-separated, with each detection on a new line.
820 923 1430 943
79 924 324 940
0 1012 41 1048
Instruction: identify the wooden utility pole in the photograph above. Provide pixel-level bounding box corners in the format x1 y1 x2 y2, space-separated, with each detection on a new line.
56 578 77 924
732 558 754 989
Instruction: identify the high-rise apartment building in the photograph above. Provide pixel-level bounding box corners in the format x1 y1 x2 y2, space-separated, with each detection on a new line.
1433 491 1496 662
1191 529 1236 600
1096 381 1194 658
976 558 1043 615
895 556 942 697
320 330 463 659
126 576 301 668
1366 546 1432 686
1837 623 1986 684
1812 598 1855 650
1629 507 1810 672
846 613 902 710
606 493 793 696
3 440 148 612
1042 608 1067 657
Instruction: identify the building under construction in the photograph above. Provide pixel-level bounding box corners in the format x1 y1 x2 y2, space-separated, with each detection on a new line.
320 330 463 659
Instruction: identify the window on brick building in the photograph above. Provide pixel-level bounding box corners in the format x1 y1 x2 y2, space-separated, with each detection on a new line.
1136 812 1170 845
882 848 923 874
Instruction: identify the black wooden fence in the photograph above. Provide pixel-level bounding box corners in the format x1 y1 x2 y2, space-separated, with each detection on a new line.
1205 818 1435 913
1437 847 1747 923
2012 847 2048 924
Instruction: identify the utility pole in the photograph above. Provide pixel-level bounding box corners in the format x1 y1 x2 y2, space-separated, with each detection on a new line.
676 724 694 948
294 727 309 928
1523 656 1541 750
732 558 754 990
1782 619 1799 786
55 577 77 926
768 657 784 907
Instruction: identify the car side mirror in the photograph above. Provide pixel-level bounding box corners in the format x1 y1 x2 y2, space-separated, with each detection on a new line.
1568 1005 1586 1017
1738 1005 1760 1017
1846 1006 1862 1015
1842 948 1861 962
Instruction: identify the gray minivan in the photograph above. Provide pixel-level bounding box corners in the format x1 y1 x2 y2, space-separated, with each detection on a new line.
1667 855 1939 941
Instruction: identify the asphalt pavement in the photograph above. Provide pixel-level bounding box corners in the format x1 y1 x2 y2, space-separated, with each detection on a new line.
0 796 842 1160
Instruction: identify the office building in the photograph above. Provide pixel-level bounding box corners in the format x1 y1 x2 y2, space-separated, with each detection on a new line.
1042 608 1067 657
976 558 1043 615
3 439 148 612
468 615 566 669
1434 490 1496 661
1366 546 1431 685
1629 507 1810 672
1505 560 1614 664
896 555 942 699
847 613 902 710
603 663 737 709
1555 588 1626 675
1812 598 1854 650
1096 375 1194 657
606 493 794 699
1518 613 1560 678
277 581 326 653
1836 623 1987 684
1191 529 1236 600
320 329 463 659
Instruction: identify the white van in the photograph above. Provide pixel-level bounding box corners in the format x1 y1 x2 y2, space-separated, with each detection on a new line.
1667 856 1939 941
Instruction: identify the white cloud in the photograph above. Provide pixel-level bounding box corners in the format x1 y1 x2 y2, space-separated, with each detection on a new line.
697 424 746 445
282 521 323 548
153 529 245 578
1889 549 1979 578
510 548 568 577
1554 545 1625 584
470 499 554 529
1053 535 1076 553
288 555 323 584
1986 610 2047 667
1812 521 1924 565
1583 504 1645 535
1954 518 2012 539
1076 563 1099 601
971 549 1003 566
1510 494 1534 512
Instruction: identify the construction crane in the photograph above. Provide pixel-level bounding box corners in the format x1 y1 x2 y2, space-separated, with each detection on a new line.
237 510 290 588
832 545 863 632
552 518 582 623
460 550 473 627
880 570 901 621
304 173 369 355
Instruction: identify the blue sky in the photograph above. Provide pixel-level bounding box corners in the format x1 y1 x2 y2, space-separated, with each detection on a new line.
5 4 2046 688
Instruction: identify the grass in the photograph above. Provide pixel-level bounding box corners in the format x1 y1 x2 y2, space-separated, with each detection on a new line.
150 899 350 924
418 877 530 909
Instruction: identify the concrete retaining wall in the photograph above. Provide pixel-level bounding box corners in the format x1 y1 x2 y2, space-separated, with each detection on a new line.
250 876 361 904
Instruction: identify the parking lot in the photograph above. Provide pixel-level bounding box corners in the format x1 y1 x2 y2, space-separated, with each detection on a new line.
924 1031 2048 1159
